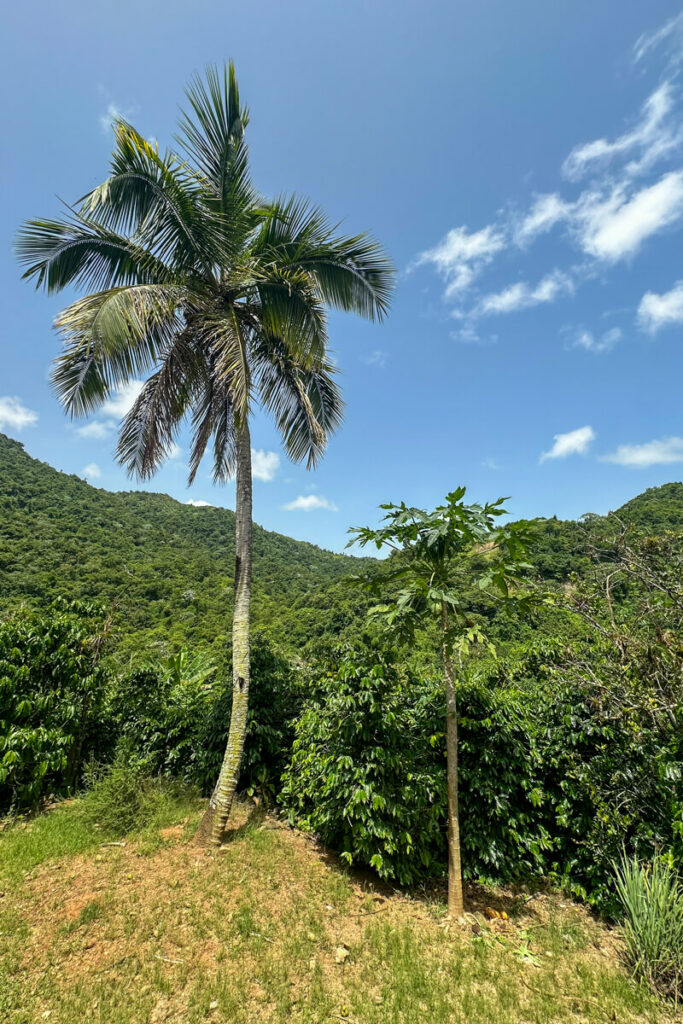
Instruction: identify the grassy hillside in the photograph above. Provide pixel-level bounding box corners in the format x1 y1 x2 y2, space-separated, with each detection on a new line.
0 796 671 1024
1 431 681 661
0 433 375 661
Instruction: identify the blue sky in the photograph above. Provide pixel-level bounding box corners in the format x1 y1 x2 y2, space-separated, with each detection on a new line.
2 0 683 552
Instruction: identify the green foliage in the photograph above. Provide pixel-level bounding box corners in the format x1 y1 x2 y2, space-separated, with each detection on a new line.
348 488 537 650
79 756 199 839
456 675 556 881
109 635 299 799
0 600 110 810
282 647 446 885
0 432 376 662
614 852 683 1002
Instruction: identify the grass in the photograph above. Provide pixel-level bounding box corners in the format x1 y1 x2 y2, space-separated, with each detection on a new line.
615 852 683 1003
0 796 678 1024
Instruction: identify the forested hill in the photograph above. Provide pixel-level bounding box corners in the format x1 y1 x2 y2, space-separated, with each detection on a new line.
1 432 681 661
0 433 376 660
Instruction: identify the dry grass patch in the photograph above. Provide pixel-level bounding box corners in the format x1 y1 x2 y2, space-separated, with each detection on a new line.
0 800 678 1024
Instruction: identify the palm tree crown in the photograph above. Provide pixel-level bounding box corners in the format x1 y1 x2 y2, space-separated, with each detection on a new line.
16 64 394 481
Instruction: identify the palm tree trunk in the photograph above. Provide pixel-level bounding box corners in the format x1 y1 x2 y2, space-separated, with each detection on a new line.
198 418 253 846
442 605 464 918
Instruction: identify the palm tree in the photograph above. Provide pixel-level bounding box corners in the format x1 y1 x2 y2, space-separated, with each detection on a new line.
17 64 394 846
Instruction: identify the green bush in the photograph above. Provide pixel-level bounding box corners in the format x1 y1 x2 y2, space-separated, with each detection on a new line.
80 755 199 838
614 852 683 1003
281 646 447 885
109 634 299 799
0 601 110 811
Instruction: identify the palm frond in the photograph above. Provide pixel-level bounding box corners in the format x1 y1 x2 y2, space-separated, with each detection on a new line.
253 335 343 467
51 284 186 416
251 269 328 366
199 308 251 426
116 334 202 478
252 195 394 321
186 363 237 486
16 212 172 294
80 121 225 277
176 63 255 247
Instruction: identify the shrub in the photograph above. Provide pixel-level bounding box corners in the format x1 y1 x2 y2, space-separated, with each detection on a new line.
80 755 198 838
0 600 110 811
281 646 447 885
614 852 683 1003
109 634 299 799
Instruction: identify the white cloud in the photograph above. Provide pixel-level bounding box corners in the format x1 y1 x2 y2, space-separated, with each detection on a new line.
283 494 338 512
186 499 213 507
99 101 133 134
168 443 182 460
515 193 572 244
601 436 683 467
81 463 101 481
477 271 574 316
481 457 500 470
102 380 145 419
575 171 683 261
0 396 38 432
413 224 506 296
76 420 113 440
563 83 679 180
638 280 683 332
634 12 683 66
251 449 280 482
570 326 622 354
540 425 595 462
364 350 389 368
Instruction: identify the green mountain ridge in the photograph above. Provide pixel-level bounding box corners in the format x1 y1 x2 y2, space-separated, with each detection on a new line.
1 432 681 661
0 433 376 660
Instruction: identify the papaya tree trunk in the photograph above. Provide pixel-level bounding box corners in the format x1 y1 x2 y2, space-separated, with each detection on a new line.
442 605 464 917
198 418 253 846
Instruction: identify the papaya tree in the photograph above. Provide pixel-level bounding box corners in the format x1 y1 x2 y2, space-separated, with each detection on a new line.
349 488 534 917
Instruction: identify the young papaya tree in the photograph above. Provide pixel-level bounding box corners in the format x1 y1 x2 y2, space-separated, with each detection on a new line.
349 488 535 917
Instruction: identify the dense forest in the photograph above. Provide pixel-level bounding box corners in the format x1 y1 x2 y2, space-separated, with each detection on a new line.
0 433 377 662
3 430 681 664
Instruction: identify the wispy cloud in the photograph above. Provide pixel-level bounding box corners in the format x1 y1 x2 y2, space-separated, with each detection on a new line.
541 425 595 462
638 280 683 332
568 326 622 354
0 396 38 432
412 24 683 342
574 171 683 261
363 350 389 369
283 494 338 512
563 83 680 181
101 380 145 419
81 462 101 481
251 449 280 482
601 436 683 467
412 225 505 296
634 11 683 67
76 420 113 440
477 271 574 316
515 193 572 245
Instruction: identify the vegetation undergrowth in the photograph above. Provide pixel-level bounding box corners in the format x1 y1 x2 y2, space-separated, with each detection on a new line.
0 763 200 886
615 852 683 1005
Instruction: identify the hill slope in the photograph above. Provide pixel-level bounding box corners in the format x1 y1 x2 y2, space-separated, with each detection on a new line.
0 433 375 659
1 432 681 660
